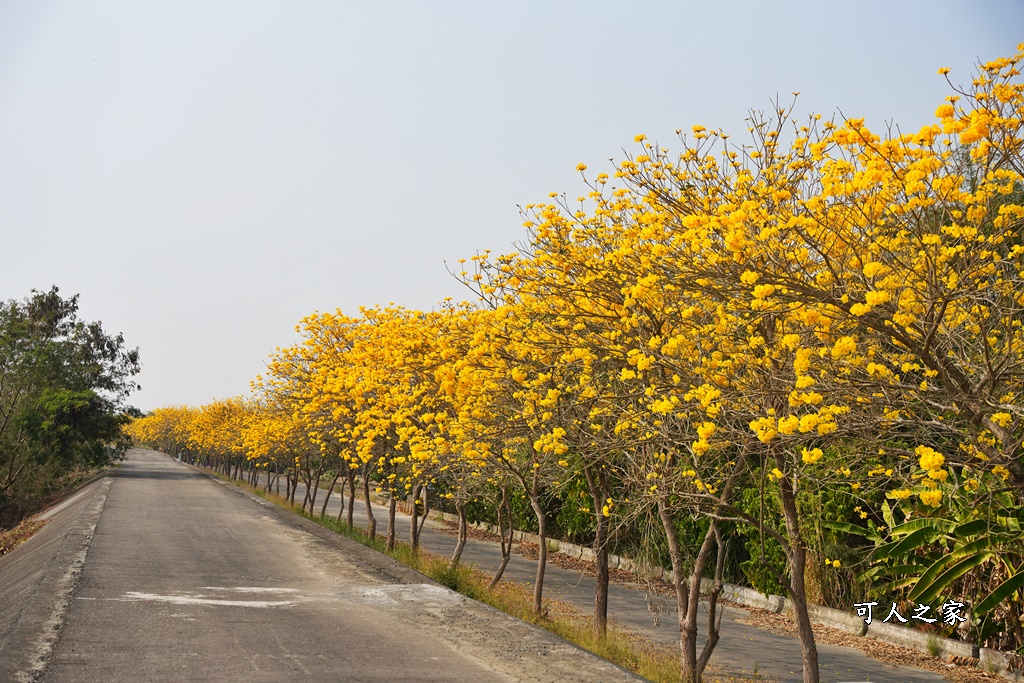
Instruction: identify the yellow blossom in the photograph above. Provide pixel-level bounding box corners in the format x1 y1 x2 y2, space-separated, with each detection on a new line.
778 415 799 435
801 447 823 464
991 412 1013 428
915 445 945 471
798 414 820 433
831 336 857 358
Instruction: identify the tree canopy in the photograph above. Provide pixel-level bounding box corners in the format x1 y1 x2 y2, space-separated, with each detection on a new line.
0 287 140 527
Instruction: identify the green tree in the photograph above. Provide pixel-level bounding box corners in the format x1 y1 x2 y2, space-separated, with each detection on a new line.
0 287 140 527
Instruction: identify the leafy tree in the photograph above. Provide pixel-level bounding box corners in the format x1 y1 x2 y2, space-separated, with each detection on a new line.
0 287 140 527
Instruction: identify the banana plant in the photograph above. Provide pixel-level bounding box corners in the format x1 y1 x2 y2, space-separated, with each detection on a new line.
826 488 1024 649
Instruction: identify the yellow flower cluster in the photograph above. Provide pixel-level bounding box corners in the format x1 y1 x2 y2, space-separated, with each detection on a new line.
915 445 945 471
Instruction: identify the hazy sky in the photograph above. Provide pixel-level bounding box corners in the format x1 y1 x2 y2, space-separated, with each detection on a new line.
1 1 1021 411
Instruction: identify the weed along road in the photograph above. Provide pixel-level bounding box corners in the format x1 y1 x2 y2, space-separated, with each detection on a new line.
12 450 641 682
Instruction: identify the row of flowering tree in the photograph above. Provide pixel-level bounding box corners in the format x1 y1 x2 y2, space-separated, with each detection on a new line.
128 47 1024 683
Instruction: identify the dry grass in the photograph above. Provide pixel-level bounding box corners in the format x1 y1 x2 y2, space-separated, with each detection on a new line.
0 517 47 557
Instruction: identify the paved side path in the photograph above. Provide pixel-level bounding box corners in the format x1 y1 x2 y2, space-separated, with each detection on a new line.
3 450 643 683
279 475 950 683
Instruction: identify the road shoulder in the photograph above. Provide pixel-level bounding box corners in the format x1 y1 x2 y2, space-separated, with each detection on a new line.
0 474 112 682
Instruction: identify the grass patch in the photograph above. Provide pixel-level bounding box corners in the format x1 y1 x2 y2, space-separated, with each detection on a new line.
211 470 773 683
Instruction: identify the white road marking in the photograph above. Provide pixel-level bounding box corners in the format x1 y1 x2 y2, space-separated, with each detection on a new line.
122 592 297 608
200 586 301 594
83 584 462 611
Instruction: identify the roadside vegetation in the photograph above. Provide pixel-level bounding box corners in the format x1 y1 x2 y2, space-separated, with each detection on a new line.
131 46 1024 683
0 288 140 532
0 517 47 557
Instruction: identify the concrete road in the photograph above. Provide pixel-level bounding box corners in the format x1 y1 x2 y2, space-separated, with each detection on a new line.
27 450 641 682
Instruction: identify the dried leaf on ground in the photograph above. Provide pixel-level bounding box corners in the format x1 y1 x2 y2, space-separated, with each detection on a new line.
0 517 47 557
737 607 1002 683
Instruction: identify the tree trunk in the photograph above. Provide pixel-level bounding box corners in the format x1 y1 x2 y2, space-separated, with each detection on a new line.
308 460 327 515
410 485 420 551
449 500 468 569
657 497 694 681
777 466 819 683
660 499 729 683
362 473 376 540
528 493 548 617
346 471 355 528
583 464 610 639
661 452 745 683
386 496 397 551
301 472 311 512
335 471 347 522
697 525 728 675
489 486 513 589
418 487 430 537
336 485 346 522
320 471 341 517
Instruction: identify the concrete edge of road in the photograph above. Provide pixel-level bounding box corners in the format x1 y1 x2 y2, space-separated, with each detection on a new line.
0 470 114 683
187 458 650 682
38 467 115 521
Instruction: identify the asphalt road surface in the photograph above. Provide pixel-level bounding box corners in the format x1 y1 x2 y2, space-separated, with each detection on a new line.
19 450 641 682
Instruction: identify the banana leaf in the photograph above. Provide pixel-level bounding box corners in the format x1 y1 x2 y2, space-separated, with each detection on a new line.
875 526 943 561
882 500 895 529
821 520 871 537
907 535 999 602
974 563 1024 616
911 551 994 606
954 519 999 538
886 517 954 539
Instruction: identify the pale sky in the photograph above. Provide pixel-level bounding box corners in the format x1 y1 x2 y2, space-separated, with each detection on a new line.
1 1 1021 412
